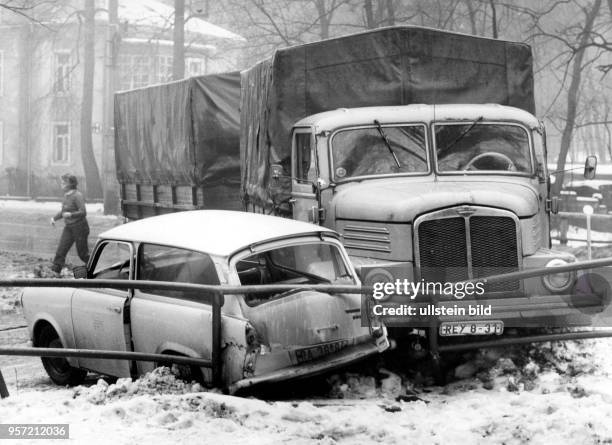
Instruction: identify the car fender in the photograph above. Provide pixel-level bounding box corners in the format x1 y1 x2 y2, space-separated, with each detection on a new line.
31 315 79 368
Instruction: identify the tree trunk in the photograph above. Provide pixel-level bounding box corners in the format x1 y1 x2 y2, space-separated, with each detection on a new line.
314 0 331 39
80 0 103 199
103 0 120 213
386 0 395 25
173 0 185 80
364 0 375 28
489 0 497 38
465 0 478 35
553 0 602 194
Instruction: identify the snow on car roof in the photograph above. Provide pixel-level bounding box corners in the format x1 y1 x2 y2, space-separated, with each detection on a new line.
100 210 336 256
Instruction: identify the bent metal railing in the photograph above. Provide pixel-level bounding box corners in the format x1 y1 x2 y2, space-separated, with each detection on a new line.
0 256 612 398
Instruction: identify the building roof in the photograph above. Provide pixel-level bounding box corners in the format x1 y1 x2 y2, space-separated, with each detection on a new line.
118 0 245 42
100 210 336 257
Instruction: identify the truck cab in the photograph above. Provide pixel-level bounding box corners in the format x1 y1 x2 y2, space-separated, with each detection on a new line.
286 103 594 326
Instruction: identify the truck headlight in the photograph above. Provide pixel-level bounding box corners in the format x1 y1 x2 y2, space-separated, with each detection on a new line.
542 259 575 293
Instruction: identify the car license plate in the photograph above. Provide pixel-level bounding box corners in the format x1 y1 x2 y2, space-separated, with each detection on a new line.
439 321 504 337
293 340 349 364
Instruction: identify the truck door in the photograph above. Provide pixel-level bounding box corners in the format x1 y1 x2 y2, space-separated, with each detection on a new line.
291 129 319 223
71 241 133 377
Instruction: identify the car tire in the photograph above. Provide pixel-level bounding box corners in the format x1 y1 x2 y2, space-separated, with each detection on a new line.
38 325 87 386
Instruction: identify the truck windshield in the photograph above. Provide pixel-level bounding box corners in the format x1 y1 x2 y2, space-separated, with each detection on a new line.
435 123 532 174
331 125 427 180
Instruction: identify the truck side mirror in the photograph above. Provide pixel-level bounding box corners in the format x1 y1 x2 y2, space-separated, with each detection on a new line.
584 155 597 180
536 162 546 183
270 164 287 193
270 164 284 182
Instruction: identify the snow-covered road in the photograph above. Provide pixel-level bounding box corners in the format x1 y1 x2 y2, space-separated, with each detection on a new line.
3 345 612 445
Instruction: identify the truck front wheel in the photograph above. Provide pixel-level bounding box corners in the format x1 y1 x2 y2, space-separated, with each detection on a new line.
37 325 87 386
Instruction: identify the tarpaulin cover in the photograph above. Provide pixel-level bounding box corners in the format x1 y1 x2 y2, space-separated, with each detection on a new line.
240 26 535 210
114 72 241 186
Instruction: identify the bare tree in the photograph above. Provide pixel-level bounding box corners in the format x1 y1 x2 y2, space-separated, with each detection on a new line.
173 0 185 79
80 0 102 198
552 0 603 193
489 0 498 38
363 0 376 28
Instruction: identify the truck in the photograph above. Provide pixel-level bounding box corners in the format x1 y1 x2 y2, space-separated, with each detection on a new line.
115 26 612 350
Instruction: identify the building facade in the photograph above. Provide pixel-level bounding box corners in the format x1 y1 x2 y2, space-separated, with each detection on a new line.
0 0 244 212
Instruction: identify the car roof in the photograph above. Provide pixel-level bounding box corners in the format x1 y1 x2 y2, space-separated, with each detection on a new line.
294 104 540 130
100 210 336 257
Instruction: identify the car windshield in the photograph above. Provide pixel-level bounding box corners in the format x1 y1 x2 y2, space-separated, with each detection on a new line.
435 123 532 174
331 125 428 180
236 242 354 304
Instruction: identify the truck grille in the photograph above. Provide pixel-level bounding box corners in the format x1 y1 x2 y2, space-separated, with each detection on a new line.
416 209 520 293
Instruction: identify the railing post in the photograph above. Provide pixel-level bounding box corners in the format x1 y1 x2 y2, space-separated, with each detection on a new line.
211 290 224 388
0 369 9 398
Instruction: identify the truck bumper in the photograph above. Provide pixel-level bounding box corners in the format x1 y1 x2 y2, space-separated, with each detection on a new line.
379 291 611 329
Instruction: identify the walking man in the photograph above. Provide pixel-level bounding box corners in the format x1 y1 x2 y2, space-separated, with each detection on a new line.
50 173 90 275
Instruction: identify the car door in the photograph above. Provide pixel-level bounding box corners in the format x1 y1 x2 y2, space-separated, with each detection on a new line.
71 240 133 377
130 243 219 380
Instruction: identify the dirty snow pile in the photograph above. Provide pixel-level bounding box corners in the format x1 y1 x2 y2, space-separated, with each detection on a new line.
3 340 612 444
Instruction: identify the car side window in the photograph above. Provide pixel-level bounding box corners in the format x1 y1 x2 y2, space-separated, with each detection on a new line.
91 241 132 280
137 243 220 299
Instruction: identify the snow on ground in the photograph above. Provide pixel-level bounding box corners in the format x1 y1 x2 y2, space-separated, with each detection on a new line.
0 199 107 216
3 349 612 444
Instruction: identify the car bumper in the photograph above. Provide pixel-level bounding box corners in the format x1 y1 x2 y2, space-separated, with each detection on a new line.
228 339 391 394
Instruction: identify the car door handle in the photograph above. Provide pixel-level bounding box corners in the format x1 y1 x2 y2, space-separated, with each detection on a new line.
107 305 122 314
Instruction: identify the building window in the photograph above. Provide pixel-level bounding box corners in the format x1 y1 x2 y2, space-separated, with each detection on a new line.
52 123 70 164
186 57 205 77
53 52 71 93
0 121 3 163
157 55 173 83
132 55 150 88
118 55 152 90
0 51 4 97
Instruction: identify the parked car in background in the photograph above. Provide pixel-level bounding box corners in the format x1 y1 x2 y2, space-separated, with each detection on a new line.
561 179 612 213
21 211 389 393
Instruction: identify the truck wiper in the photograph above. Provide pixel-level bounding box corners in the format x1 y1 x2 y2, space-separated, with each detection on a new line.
374 120 401 168
441 116 484 154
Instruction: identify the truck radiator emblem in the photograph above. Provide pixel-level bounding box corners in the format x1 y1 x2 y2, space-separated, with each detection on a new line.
456 206 476 216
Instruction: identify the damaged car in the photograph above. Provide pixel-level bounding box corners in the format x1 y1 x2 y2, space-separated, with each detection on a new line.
21 210 389 393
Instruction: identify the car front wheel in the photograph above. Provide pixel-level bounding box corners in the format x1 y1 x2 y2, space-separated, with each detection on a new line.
38 325 87 386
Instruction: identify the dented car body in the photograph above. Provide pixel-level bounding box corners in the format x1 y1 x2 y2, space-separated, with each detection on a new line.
22 211 388 392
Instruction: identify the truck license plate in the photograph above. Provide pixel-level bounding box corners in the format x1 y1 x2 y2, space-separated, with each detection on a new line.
439 321 504 337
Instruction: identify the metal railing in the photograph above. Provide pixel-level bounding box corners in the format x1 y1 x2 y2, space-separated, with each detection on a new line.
1 257 612 397
0 279 364 399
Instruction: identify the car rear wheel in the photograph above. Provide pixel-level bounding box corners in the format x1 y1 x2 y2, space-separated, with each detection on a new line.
38 325 87 386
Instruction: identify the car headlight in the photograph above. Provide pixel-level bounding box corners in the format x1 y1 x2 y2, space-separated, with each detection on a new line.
363 268 395 302
542 259 575 293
